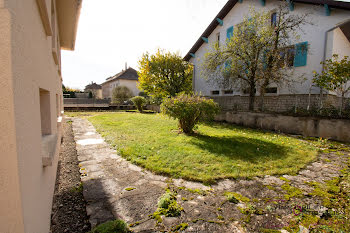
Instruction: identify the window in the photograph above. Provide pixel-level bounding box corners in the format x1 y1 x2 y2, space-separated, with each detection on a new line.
39 88 52 136
278 46 295 68
211 90 220 95
265 87 278 94
243 88 256 94
226 26 234 40
271 12 277 27
216 32 220 46
294 41 308 67
224 90 233 95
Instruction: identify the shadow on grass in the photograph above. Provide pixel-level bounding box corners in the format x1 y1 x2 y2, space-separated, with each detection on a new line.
190 133 288 162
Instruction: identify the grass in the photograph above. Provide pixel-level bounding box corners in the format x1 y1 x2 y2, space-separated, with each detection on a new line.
70 112 318 183
89 219 130 233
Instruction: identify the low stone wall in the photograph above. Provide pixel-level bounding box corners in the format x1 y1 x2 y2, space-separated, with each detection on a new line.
146 105 161 113
215 111 350 142
63 98 110 108
210 94 349 112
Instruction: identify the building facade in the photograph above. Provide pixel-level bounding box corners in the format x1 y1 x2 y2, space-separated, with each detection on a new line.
184 0 350 111
85 82 103 99
102 67 140 99
0 0 82 232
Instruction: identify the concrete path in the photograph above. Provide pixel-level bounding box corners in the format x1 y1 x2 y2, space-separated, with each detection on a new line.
71 117 349 233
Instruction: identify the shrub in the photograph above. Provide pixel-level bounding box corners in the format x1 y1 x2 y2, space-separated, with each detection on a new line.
130 96 147 112
152 190 182 222
161 94 220 134
112 86 133 104
89 219 130 233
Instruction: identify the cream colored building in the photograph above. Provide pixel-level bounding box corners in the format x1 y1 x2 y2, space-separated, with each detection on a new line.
185 0 350 104
85 82 103 99
0 0 82 233
102 67 140 99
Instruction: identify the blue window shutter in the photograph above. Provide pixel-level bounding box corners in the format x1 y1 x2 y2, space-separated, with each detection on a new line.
294 41 308 67
226 26 234 40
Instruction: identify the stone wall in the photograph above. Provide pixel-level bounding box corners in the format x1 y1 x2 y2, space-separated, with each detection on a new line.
215 111 350 142
146 105 161 113
210 94 349 112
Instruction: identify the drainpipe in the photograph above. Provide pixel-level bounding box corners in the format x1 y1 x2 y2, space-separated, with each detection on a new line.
320 27 335 109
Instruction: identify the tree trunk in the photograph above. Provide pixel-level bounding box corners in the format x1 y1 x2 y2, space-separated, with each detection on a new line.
260 80 269 112
249 84 256 111
340 92 344 117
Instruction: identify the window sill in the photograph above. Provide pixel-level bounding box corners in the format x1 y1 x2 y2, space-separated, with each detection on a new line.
42 117 63 167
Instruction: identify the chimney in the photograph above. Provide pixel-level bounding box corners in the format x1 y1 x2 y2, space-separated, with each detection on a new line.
125 62 127 70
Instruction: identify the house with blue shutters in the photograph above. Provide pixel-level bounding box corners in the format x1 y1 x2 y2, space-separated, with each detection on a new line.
184 0 350 112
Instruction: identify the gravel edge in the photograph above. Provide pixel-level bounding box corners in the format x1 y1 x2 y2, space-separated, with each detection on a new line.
50 119 91 233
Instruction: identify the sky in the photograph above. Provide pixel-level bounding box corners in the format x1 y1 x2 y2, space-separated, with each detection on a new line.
61 0 228 90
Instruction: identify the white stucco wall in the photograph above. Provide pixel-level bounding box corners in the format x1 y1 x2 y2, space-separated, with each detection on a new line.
0 0 64 232
190 0 350 97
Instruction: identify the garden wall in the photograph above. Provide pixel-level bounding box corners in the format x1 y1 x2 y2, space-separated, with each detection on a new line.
210 94 349 112
146 105 161 113
63 98 110 108
215 111 350 142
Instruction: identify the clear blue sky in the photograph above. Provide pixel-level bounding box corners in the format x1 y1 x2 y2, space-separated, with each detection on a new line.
61 0 228 90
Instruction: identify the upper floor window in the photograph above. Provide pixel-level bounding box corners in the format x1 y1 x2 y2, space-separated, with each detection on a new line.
278 42 308 68
278 46 295 68
226 26 234 41
216 32 221 47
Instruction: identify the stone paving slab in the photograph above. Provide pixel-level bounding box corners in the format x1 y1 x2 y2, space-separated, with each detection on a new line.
71 117 349 233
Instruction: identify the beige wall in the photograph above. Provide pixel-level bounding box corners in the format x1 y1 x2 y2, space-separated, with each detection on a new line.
102 79 140 99
0 6 25 233
0 0 65 232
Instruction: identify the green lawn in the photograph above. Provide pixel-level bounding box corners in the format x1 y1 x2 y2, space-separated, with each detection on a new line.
70 112 318 183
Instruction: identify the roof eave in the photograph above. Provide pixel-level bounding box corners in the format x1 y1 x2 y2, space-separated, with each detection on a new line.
57 0 82 51
183 0 350 61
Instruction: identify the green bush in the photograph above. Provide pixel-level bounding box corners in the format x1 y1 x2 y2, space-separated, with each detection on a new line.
152 190 182 220
112 86 133 104
130 96 147 112
161 94 220 134
89 220 130 233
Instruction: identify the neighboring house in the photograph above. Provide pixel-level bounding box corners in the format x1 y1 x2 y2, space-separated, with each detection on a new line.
184 0 350 111
85 82 103 99
102 67 140 99
0 0 82 233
